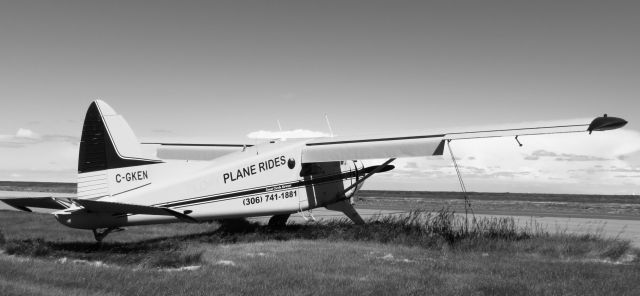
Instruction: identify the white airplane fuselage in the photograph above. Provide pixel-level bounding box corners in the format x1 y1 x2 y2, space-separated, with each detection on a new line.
54 140 364 229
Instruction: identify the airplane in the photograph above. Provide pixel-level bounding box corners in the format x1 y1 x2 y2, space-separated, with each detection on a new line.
0 100 628 241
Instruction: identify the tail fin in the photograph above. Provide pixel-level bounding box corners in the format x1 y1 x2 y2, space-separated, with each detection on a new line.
77 100 162 200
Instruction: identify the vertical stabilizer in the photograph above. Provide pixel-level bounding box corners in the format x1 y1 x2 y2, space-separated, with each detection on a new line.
77 100 162 200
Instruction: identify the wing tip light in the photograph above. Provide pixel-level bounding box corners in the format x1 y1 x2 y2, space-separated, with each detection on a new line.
588 114 628 134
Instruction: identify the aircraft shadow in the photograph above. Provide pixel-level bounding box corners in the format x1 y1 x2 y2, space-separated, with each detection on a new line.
6 219 361 256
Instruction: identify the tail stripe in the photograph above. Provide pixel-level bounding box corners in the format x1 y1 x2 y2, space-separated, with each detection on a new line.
76 100 161 200
78 101 161 174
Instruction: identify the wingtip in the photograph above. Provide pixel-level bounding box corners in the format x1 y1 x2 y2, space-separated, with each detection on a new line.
587 114 628 133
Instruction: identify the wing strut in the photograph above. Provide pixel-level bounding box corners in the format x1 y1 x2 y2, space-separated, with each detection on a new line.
326 158 395 224
339 158 396 197
446 140 475 233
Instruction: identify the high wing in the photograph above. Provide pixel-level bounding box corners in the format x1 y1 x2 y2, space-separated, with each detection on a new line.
301 115 627 163
142 143 253 161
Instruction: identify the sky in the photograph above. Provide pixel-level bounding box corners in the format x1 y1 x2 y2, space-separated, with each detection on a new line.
0 0 639 194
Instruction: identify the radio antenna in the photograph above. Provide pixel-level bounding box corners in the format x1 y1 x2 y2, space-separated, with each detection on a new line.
325 114 334 138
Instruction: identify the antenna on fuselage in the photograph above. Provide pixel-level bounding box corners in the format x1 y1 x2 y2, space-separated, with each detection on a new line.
325 114 334 138
275 120 287 141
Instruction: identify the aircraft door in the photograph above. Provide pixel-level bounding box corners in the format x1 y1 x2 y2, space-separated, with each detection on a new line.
300 161 360 209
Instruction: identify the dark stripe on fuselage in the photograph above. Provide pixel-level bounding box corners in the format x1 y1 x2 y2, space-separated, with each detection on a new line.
155 170 359 208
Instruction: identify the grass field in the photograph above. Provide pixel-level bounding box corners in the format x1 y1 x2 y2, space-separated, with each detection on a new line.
0 181 75 194
1 208 640 295
357 190 640 204
357 190 640 218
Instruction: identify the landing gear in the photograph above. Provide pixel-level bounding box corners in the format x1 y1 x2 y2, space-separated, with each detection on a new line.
91 227 123 242
325 200 365 225
268 214 290 227
217 218 257 232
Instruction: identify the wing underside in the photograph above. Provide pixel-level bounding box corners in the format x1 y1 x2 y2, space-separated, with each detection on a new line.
143 143 252 161
303 135 445 163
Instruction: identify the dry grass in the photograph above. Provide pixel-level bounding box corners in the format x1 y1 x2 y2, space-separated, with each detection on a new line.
1 239 639 296
1 208 639 295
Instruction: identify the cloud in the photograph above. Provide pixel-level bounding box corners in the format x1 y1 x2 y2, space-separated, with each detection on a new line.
0 128 41 147
554 154 609 162
617 150 640 163
523 149 610 162
608 167 640 173
0 169 76 182
247 129 331 140
0 128 78 180
532 150 557 157
15 128 40 139
0 128 78 148
615 175 640 178
42 135 79 143
404 162 418 169
525 149 610 162
567 166 640 180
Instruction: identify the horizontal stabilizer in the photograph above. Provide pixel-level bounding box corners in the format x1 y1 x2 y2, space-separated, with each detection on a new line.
0 197 70 212
73 199 198 223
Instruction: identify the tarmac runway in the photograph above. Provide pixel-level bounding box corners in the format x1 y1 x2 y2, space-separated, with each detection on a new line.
2 191 639 247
